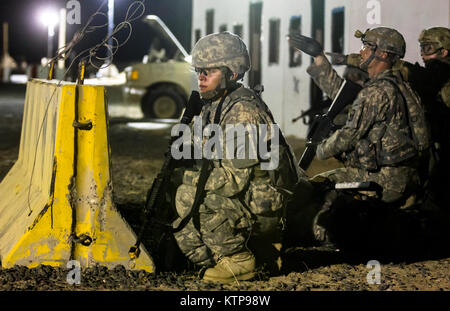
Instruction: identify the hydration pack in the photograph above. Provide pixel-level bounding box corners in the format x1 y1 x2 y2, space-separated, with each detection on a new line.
381 71 431 152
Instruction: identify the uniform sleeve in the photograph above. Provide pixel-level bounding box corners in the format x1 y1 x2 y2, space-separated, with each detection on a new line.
307 55 345 100
440 81 450 108
316 85 389 160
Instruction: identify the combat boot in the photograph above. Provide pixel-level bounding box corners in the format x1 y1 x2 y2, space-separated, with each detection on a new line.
203 251 256 283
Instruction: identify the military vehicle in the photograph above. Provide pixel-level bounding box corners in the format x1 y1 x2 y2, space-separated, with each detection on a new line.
123 15 197 119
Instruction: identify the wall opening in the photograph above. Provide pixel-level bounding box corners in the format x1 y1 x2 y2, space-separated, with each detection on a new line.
233 24 244 38
249 1 263 87
331 7 345 53
194 29 201 43
206 9 214 35
289 15 302 67
268 18 280 65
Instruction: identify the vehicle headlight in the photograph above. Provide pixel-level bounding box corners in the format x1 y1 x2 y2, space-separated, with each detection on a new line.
130 70 139 80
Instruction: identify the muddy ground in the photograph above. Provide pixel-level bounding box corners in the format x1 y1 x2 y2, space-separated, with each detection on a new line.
0 84 449 292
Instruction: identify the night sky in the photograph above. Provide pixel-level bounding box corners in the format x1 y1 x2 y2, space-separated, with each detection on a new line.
0 0 192 67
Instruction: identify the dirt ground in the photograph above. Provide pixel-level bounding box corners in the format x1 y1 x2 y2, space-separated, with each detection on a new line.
0 86 449 292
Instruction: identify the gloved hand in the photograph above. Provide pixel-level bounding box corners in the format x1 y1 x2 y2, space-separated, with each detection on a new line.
325 52 347 65
347 54 363 68
288 33 323 57
316 143 332 161
181 91 203 125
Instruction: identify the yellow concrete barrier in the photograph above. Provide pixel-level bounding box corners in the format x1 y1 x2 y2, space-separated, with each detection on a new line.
0 79 154 273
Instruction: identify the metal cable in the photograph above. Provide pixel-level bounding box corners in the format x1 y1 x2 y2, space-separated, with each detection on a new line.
26 0 146 216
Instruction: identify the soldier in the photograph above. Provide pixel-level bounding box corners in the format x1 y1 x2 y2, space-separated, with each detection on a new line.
288 27 429 205
396 27 450 209
172 32 299 283
334 27 450 208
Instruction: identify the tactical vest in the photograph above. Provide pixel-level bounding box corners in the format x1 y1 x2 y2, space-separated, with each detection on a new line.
224 86 300 194
380 71 431 152
349 72 430 170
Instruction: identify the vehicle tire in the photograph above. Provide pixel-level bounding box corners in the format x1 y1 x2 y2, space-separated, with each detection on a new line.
141 87 185 119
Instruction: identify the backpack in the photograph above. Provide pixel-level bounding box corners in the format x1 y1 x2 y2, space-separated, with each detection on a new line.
381 71 431 152
251 86 301 196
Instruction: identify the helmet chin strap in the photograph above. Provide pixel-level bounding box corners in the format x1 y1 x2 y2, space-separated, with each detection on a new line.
361 46 393 71
360 47 377 71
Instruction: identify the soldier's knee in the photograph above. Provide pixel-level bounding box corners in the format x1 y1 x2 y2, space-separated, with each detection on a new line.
175 184 197 218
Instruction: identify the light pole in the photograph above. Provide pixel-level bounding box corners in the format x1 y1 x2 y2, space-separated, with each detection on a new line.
107 0 114 59
58 8 67 70
38 8 59 59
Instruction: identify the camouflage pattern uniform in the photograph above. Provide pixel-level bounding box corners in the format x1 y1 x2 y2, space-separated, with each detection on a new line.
173 32 299 269
309 28 424 203
343 28 450 207
396 27 450 208
173 85 289 266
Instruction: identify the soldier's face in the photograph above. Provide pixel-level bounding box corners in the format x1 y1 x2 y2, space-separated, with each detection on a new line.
196 68 222 94
360 43 374 66
421 46 448 63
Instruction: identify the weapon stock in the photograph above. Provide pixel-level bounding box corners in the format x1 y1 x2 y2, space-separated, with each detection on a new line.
129 91 201 260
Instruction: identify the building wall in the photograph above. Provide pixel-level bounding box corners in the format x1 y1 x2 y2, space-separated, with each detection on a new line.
262 0 312 138
192 0 450 139
345 0 450 66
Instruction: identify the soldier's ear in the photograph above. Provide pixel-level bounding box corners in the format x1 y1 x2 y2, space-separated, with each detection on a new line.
441 49 449 58
378 50 389 60
231 72 239 81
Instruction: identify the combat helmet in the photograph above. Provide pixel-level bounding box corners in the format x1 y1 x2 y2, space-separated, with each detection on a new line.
191 31 251 74
355 27 406 58
418 27 450 54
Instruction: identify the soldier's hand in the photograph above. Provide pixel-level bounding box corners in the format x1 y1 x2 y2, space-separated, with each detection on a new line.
315 143 328 161
325 52 347 65
288 33 323 57
181 91 203 124
346 54 363 68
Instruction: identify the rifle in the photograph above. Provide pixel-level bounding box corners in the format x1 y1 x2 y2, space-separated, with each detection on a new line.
292 98 332 125
128 91 202 261
298 80 362 171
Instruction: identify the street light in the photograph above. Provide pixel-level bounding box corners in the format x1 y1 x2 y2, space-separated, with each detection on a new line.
107 0 115 59
38 8 59 59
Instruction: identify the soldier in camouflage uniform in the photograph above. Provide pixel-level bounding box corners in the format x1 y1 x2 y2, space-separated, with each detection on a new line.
289 27 428 204
287 27 432 250
173 32 299 283
396 27 450 209
334 27 450 208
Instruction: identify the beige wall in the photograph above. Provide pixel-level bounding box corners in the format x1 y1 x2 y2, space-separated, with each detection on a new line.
192 0 450 138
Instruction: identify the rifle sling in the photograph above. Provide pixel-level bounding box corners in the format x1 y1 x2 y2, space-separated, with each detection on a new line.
172 93 227 232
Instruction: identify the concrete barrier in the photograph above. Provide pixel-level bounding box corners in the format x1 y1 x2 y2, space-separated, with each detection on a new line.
0 79 154 272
